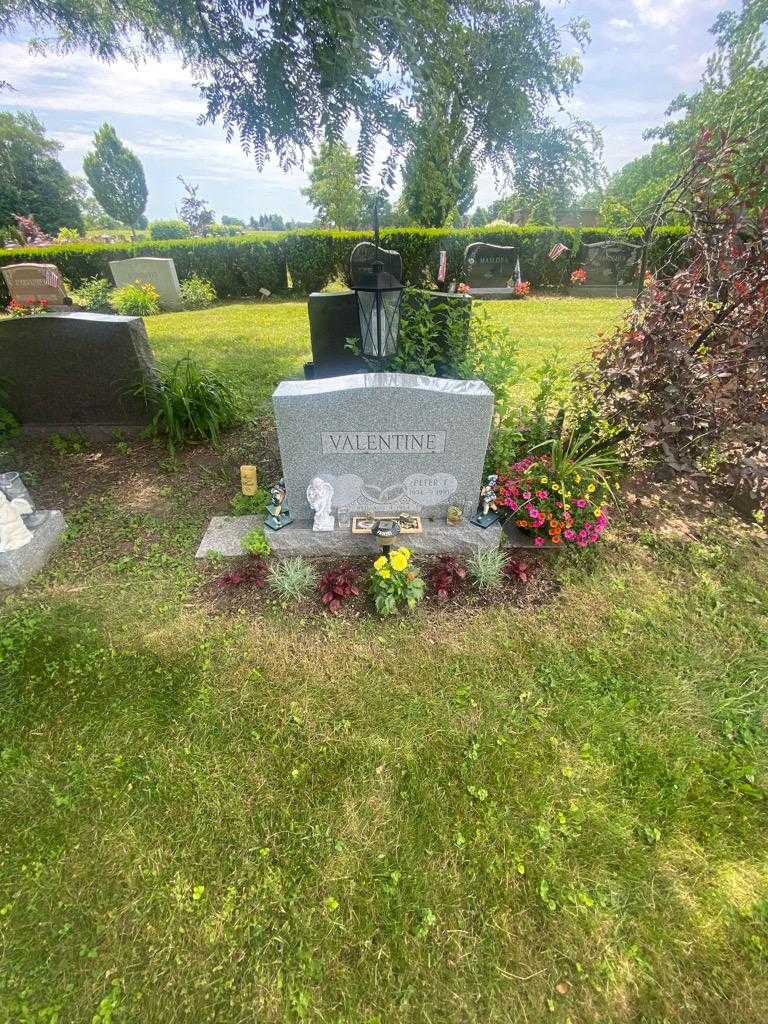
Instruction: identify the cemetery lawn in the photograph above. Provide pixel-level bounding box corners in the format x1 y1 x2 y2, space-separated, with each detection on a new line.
3 297 768 1023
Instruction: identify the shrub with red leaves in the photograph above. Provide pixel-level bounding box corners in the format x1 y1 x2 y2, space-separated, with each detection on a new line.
428 555 468 600
214 556 268 589
319 564 360 613
12 213 51 246
583 129 768 522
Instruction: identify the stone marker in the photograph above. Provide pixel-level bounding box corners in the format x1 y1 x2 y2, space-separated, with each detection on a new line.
0 475 66 588
1 262 71 310
109 256 183 310
273 372 494 522
0 312 158 436
306 291 367 378
196 513 503 558
577 241 641 297
463 242 518 298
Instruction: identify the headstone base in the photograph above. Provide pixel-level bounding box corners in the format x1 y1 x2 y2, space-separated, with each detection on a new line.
196 515 512 558
468 287 519 300
571 284 637 298
0 510 66 588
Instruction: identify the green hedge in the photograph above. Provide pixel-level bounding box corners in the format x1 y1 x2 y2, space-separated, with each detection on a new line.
0 225 688 305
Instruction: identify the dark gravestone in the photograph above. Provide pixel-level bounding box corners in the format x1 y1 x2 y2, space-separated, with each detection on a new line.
0 312 157 436
463 242 518 298
577 241 641 297
306 290 471 379
349 242 403 288
306 291 367 378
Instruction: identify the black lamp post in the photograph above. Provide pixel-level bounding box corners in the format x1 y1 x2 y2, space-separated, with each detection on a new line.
350 200 404 372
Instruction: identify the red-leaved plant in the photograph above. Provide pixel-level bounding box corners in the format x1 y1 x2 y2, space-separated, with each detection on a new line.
583 128 768 523
428 555 468 600
214 556 269 589
503 556 537 584
319 565 360 613
12 213 51 246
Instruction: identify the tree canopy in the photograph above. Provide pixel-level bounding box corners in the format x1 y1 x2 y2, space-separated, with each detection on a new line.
302 142 363 228
5 0 600 188
0 111 83 235
83 123 147 231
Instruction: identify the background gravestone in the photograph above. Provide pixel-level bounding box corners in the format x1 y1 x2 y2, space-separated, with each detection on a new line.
463 242 519 298
0 312 158 436
1 262 72 310
305 290 472 379
109 256 183 310
577 241 641 297
272 371 493 521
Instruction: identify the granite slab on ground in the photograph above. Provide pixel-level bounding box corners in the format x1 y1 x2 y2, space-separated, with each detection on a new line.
0 511 66 588
195 515 518 558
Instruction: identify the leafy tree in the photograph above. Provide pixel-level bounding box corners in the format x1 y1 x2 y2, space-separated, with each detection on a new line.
4 0 600 181
302 142 363 228
401 111 475 227
83 123 147 235
221 215 244 226
176 177 214 236
71 176 121 231
250 213 286 231
0 111 83 234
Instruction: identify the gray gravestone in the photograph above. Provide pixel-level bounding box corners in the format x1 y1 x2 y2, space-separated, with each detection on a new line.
0 312 158 436
463 243 518 298
109 256 183 310
577 241 641 297
1 262 71 310
272 372 494 521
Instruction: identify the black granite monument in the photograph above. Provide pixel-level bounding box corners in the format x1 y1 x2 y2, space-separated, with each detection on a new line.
463 242 519 298
576 241 642 297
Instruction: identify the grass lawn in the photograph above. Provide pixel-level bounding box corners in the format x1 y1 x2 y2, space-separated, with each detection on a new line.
2 297 768 1024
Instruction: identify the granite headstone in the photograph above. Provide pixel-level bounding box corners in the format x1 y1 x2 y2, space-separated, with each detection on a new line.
1 262 71 310
109 256 183 310
464 242 518 298
578 241 641 297
272 372 494 522
0 312 158 436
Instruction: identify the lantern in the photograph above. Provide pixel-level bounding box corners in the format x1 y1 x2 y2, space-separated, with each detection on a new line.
350 202 403 371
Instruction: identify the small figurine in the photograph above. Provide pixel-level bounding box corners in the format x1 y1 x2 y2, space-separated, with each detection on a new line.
307 476 334 531
264 477 293 531
470 474 500 529
0 491 33 553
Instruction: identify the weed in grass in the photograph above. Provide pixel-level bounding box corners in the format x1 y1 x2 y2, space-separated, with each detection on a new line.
230 489 269 515
49 432 88 455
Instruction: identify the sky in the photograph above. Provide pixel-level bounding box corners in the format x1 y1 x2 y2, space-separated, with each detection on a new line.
0 0 740 222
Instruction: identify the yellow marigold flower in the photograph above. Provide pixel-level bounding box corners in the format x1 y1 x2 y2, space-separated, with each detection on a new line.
540 476 548 483
374 555 388 571
575 473 582 483
594 507 603 516
399 546 411 559
379 568 391 579
552 483 560 491
390 551 408 572
587 483 596 493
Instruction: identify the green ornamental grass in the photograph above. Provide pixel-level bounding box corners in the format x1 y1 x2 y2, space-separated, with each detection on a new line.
267 556 318 602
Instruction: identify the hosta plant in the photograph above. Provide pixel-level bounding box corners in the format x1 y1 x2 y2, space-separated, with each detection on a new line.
368 546 424 616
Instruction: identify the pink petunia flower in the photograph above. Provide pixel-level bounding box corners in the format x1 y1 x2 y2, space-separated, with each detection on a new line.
534 537 545 547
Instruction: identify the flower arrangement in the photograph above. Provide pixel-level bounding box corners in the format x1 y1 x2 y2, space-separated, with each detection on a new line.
497 454 610 547
6 297 49 317
570 268 587 285
456 282 471 295
514 280 531 297
368 546 425 616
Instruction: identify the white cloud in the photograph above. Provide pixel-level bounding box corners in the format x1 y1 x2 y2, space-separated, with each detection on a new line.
0 42 204 119
605 17 641 43
631 0 726 31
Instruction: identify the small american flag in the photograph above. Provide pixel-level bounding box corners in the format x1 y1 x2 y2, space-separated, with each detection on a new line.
548 242 569 261
437 250 447 283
